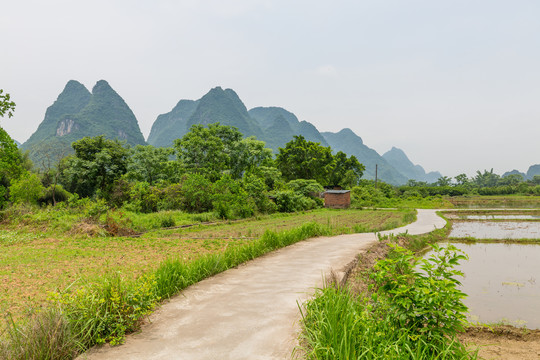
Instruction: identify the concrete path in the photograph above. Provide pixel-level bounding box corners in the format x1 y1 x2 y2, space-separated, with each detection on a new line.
79 209 446 360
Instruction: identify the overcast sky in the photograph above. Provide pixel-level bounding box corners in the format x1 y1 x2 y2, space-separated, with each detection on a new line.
1 0 539 178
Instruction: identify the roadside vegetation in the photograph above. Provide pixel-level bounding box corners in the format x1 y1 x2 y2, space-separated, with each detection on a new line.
298 224 479 359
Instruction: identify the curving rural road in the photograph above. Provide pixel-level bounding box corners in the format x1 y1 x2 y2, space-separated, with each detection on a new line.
79 209 446 360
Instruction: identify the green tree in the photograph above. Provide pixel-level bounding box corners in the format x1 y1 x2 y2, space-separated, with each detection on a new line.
174 123 242 181
531 175 540 185
406 179 428 187
0 90 22 207
276 135 334 185
436 176 452 187
179 173 213 213
126 145 176 185
229 137 273 179
0 128 21 182
212 175 252 219
327 151 365 188
473 169 500 187
454 173 469 186
9 172 45 205
61 136 129 197
174 123 273 181
37 143 69 205
500 174 523 186
0 89 16 118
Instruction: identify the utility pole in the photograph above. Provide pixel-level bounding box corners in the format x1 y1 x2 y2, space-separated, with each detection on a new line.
375 164 378 189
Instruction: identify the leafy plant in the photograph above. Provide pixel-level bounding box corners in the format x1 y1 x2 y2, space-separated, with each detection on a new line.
371 244 469 339
9 172 46 205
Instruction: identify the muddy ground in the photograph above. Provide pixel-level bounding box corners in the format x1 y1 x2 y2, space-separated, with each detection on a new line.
346 239 540 360
460 326 540 360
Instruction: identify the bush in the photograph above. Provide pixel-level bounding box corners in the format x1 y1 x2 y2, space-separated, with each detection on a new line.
300 241 474 359
371 244 469 339
107 178 133 208
38 184 72 206
179 174 213 213
158 183 184 211
285 179 323 197
274 190 317 212
0 185 6 209
128 182 161 213
9 173 46 205
84 198 109 223
212 175 254 219
242 173 276 214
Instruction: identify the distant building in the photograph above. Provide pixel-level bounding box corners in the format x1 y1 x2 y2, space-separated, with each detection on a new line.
324 190 351 209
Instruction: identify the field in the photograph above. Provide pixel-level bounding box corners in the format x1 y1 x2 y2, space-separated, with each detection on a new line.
0 207 413 328
448 195 540 209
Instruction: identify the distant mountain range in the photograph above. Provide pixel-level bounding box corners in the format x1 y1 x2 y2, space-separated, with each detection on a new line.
21 81 447 185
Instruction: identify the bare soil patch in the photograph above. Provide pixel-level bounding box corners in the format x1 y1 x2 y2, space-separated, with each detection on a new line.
459 326 540 360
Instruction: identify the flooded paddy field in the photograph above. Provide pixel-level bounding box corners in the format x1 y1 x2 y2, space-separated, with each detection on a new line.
449 221 540 239
430 242 540 328
427 210 540 328
464 214 540 220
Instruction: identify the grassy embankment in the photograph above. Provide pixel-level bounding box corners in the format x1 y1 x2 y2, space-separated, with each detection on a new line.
0 205 414 359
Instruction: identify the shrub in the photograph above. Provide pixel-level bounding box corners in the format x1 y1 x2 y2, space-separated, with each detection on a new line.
212 175 254 219
84 198 109 223
242 173 276 214
160 215 175 228
158 183 184 211
285 179 323 197
370 244 469 339
179 173 213 213
9 173 46 205
107 178 132 208
52 274 158 347
128 182 161 213
38 184 71 206
273 190 317 212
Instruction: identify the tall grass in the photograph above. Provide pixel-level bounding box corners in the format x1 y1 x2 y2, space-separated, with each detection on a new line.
0 311 80 360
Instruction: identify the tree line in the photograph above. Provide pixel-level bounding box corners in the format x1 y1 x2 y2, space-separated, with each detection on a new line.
1 106 365 216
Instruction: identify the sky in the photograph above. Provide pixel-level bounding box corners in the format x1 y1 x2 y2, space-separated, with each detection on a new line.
1 0 539 178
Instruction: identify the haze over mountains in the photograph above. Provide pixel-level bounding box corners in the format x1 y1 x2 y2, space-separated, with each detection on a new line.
20 80 538 184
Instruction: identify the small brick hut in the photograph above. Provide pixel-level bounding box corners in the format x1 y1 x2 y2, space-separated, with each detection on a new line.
324 190 351 209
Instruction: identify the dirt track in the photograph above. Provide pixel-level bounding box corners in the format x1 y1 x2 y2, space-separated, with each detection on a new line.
79 209 446 360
